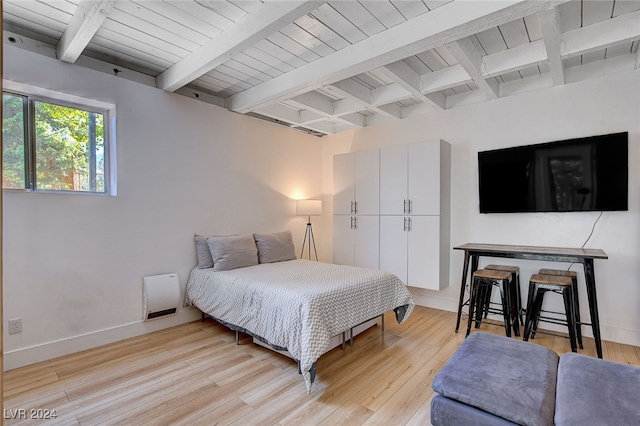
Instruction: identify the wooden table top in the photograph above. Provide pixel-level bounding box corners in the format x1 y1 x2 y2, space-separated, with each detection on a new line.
453 243 608 260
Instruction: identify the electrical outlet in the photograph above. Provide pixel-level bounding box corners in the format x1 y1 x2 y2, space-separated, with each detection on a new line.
9 318 22 334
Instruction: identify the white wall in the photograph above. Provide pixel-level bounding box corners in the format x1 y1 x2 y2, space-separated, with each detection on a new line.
3 45 324 369
322 69 640 347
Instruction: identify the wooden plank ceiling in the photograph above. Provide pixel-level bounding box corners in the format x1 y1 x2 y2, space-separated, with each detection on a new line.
3 0 640 136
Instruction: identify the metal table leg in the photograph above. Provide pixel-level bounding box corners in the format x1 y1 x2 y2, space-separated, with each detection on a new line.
583 259 603 358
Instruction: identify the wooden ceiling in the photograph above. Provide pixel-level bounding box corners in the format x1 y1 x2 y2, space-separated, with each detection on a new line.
4 0 640 136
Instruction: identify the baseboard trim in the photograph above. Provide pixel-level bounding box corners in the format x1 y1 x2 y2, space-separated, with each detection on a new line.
409 291 640 349
4 308 201 371
7 297 640 370
409 291 459 313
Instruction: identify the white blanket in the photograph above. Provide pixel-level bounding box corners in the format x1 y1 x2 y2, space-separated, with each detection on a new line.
185 259 414 392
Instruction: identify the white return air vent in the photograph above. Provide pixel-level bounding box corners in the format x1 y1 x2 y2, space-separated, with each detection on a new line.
143 273 180 321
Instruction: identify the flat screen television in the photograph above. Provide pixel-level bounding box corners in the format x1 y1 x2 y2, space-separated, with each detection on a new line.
478 132 628 213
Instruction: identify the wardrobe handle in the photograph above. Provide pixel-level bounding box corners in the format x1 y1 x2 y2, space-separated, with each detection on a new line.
408 199 413 214
354 216 358 229
354 201 358 214
351 201 354 214
403 199 407 214
404 217 407 231
408 217 412 232
350 216 354 229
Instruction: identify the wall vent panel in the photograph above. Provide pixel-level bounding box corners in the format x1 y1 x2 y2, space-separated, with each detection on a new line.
143 273 180 321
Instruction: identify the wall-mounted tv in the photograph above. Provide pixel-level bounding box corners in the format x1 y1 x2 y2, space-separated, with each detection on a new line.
478 132 628 213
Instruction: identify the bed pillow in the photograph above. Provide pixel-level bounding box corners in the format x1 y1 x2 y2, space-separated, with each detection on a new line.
253 230 297 264
208 234 259 271
195 234 214 269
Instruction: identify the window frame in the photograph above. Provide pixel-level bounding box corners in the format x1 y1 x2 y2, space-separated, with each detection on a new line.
3 80 117 195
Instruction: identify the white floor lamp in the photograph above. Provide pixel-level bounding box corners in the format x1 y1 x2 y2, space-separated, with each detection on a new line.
296 199 322 261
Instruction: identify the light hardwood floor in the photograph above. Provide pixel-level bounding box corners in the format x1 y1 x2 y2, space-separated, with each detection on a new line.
5 306 640 425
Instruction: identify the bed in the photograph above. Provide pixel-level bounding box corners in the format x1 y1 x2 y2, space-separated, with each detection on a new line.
185 255 414 393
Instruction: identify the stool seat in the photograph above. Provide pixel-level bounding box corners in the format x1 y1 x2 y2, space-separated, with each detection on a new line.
530 274 573 286
539 268 577 278
485 264 519 273
473 269 512 280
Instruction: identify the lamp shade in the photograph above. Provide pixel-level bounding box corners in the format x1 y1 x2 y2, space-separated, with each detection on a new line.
296 199 322 216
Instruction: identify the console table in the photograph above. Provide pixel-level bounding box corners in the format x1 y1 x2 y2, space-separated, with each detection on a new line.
453 243 608 358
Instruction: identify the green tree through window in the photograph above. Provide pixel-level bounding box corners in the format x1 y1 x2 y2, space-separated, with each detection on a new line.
2 92 106 193
2 93 26 189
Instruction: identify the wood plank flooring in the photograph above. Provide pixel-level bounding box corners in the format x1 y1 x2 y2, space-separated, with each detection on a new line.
4 306 640 425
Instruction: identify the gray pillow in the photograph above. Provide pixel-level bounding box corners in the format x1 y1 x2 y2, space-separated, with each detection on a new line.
195 234 214 269
207 235 259 271
253 230 297 264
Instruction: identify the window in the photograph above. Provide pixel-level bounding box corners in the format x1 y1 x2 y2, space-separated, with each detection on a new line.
2 93 26 189
2 85 115 194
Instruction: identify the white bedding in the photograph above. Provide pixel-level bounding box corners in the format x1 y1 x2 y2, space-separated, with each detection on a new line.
185 259 414 392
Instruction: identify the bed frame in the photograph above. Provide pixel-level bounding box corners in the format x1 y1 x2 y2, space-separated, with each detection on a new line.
202 311 384 358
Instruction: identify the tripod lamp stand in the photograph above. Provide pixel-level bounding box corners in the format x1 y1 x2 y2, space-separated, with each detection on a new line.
296 199 322 261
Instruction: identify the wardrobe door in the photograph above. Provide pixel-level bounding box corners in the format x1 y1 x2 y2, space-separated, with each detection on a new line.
333 215 354 266
380 145 407 215
333 153 355 215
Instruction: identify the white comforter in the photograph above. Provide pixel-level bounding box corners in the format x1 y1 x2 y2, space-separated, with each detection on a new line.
185 259 414 392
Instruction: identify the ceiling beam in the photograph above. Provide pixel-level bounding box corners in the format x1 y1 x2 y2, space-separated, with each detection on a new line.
57 0 117 63
333 98 363 116
421 9 640 95
483 10 640 76
499 73 553 98
420 64 473 93
446 37 498 99
303 121 337 135
226 0 570 113
255 92 366 134
376 103 403 119
287 92 334 116
287 92 364 128
256 103 301 126
156 1 322 92
564 52 636 85
377 61 445 109
298 109 325 124
331 80 371 104
561 8 640 58
256 102 343 135
330 80 401 119
371 83 412 106
337 113 366 128
365 113 396 127
481 40 547 78
538 6 564 85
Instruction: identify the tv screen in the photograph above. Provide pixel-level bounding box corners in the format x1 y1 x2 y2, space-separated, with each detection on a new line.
478 132 628 213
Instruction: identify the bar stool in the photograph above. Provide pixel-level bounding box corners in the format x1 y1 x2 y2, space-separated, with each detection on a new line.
466 269 513 338
523 274 578 352
538 269 583 349
484 264 523 329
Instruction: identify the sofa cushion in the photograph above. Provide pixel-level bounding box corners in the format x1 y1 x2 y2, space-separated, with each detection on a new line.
432 332 559 426
555 352 640 426
431 394 518 426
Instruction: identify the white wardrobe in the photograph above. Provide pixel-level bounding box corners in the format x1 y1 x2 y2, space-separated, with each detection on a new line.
333 140 450 291
332 149 380 270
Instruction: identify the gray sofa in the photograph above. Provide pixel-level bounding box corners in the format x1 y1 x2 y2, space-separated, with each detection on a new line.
431 332 640 426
